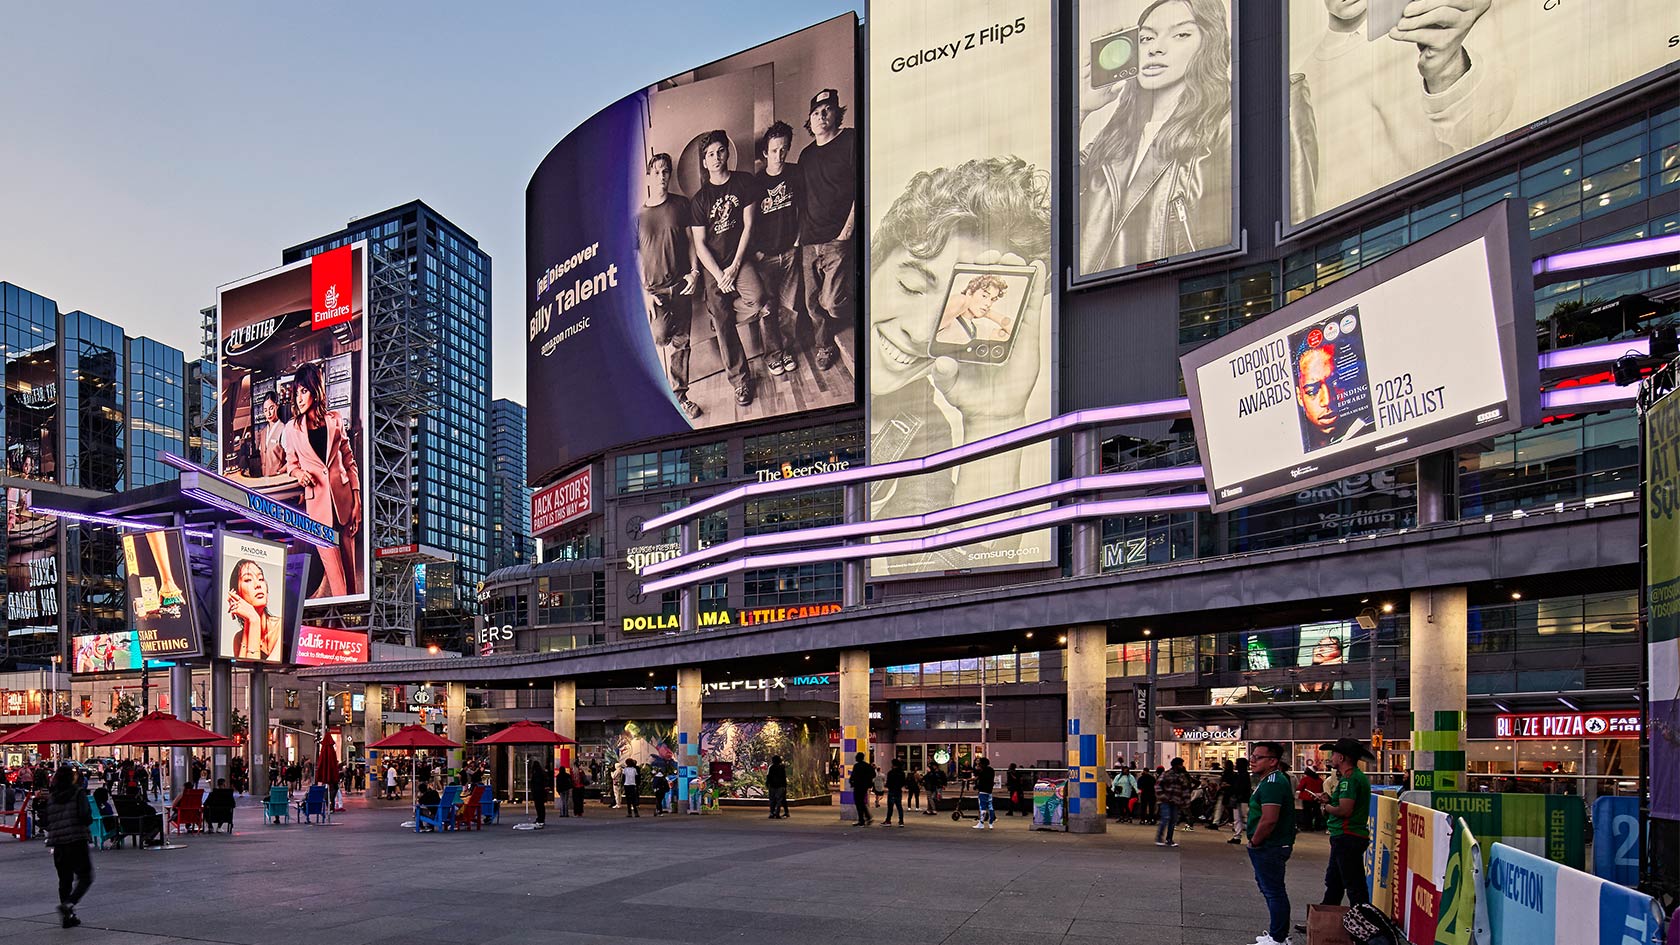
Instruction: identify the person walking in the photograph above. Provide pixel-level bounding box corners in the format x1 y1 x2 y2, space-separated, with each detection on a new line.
44 766 94 928
1155 757 1192 847
572 764 588 818
1228 756 1254 843
1296 765 1324 833
1110 766 1138 823
622 759 641 817
972 756 997 829
555 765 573 817
529 759 550 828
385 764 397 800
149 761 162 799
611 761 625 809
1244 742 1298 945
884 758 907 827
651 770 669 817
1003 763 1024 816
1138 765 1159 824
1315 738 1374 908
905 767 921 812
766 755 788 819
1216 759 1238 827
922 764 944 815
848 753 875 826
872 764 886 808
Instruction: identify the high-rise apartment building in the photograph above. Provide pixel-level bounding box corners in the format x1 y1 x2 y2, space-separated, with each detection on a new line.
282 201 492 640
489 398 531 572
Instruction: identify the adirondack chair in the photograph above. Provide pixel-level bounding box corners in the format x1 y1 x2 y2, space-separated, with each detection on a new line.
480 788 500 825
167 788 206 834
263 786 291 825
295 785 329 824
414 784 461 833
0 805 27 842
87 795 117 850
455 785 486 831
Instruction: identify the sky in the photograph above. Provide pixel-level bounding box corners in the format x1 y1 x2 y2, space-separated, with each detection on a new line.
0 0 860 404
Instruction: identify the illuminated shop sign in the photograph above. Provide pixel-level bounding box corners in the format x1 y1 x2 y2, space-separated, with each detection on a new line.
532 466 593 536
754 457 851 484
1171 725 1244 742
621 602 844 634
1495 711 1640 739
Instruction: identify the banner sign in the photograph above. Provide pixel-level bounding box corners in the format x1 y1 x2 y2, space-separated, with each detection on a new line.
531 465 593 536
866 0 1056 578
1397 801 1453 943
1429 792 1586 871
1486 842 1665 945
1181 203 1536 512
1494 711 1641 739
1368 791 1403 920
1643 389 1680 821
1590 796 1641 888
293 625 369 667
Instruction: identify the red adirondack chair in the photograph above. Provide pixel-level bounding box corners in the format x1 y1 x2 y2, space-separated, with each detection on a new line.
456 785 486 831
167 788 205 834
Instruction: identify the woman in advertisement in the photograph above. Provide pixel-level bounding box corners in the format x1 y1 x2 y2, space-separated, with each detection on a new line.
283 361 361 599
225 559 282 662
1079 0 1232 274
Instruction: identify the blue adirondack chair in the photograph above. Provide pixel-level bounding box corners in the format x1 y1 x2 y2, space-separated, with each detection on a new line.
87 796 115 850
264 786 290 825
480 789 499 825
295 785 328 824
414 785 461 833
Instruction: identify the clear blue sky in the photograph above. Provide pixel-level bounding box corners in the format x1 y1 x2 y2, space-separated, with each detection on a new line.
0 0 860 403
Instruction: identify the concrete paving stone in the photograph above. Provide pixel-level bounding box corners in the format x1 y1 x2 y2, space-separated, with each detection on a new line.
956 908 1075 934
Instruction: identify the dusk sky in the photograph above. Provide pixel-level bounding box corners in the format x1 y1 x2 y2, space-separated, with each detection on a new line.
0 0 860 403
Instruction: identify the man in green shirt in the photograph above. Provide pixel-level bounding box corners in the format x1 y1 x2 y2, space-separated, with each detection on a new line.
1315 737 1375 907
1245 741 1297 945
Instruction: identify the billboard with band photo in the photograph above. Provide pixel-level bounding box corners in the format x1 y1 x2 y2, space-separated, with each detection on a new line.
866 0 1056 578
1074 0 1240 281
120 528 203 661
216 533 289 664
1285 0 1678 229
525 14 859 485
1182 202 1538 512
217 242 369 606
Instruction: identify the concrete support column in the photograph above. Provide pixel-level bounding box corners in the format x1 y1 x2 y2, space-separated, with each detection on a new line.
679 522 698 634
363 683 383 798
838 649 871 821
675 668 702 810
249 670 268 798
843 484 866 607
1070 429 1100 576
169 665 192 794
1409 586 1468 792
212 661 232 788
552 679 576 771
446 682 467 772
1065 624 1108 834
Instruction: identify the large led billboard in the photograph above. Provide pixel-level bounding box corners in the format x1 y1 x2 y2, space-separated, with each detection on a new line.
5 486 59 655
120 528 203 661
867 0 1056 578
1074 0 1239 281
1285 0 1678 228
217 243 369 606
525 14 860 485
1183 201 1537 512
215 533 289 664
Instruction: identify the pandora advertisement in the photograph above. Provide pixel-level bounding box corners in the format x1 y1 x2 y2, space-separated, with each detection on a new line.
1183 203 1536 512
525 14 859 485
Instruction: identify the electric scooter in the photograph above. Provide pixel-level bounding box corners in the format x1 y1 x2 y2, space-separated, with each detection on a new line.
950 777 976 821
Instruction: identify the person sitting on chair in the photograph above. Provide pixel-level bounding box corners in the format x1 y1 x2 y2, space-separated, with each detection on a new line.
416 783 442 832
204 779 236 833
116 786 163 848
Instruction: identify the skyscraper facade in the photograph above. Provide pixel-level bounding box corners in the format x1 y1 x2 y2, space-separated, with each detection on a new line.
489 398 531 573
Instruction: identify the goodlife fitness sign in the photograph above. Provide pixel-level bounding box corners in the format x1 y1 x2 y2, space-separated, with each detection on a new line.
310 245 355 331
294 626 369 666
1495 710 1641 739
532 466 592 536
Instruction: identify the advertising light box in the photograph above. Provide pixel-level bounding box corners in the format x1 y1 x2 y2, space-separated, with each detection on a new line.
1182 201 1537 512
216 534 290 664
120 528 204 660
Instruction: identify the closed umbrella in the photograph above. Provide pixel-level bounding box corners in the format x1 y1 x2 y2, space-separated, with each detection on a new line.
315 735 342 818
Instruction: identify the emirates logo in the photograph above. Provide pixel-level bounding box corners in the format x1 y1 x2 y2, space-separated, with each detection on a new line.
313 282 351 327
324 285 340 310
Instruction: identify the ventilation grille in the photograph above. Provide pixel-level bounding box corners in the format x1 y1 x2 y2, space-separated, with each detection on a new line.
1585 665 1640 689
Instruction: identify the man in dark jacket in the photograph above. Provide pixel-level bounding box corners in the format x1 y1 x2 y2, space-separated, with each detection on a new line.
204 779 237 833
45 766 93 927
884 758 907 827
555 766 574 817
972 757 997 829
848 753 875 826
527 760 550 828
766 755 788 819
922 764 946 814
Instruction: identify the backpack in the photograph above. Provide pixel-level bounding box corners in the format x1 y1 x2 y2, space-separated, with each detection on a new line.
1343 903 1406 945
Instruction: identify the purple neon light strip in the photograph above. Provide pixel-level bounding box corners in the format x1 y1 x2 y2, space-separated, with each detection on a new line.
640 398 1194 532
29 505 213 539
1538 337 1649 370
182 487 338 548
1541 382 1636 409
1533 234 1680 276
641 466 1206 578
641 493 1211 595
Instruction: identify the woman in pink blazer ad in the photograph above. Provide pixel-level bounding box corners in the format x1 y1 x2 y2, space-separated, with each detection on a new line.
283 361 362 598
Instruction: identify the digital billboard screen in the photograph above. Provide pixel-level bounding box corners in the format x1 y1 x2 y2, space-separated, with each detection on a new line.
5 487 58 657
217 243 369 606
1074 0 1238 281
293 625 369 666
1285 0 1678 228
121 528 203 661
1182 201 1537 512
525 14 860 485
867 0 1056 578
215 534 289 664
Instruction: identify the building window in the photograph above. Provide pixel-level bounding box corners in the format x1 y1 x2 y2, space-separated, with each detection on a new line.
536 571 604 625
742 563 841 608
745 489 843 536
742 421 865 479
1178 264 1279 346
614 442 729 494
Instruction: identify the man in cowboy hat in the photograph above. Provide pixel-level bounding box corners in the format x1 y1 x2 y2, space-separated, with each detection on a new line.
1315 737 1376 907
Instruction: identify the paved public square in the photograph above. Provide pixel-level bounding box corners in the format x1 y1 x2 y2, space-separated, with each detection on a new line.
1 797 1332 945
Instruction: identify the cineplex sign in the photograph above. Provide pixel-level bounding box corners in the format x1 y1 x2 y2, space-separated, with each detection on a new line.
621 603 843 633
1495 711 1640 739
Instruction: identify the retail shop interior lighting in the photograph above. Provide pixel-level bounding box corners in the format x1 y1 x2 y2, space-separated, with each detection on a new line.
1381 602 1394 614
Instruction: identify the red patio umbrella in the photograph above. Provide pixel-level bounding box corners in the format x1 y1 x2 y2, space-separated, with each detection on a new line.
86 712 222 749
368 725 460 809
0 714 107 745
474 721 574 746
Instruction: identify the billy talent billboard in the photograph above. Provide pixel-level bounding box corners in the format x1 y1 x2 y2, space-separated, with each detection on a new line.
1182 201 1538 512
525 15 860 486
217 243 369 606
